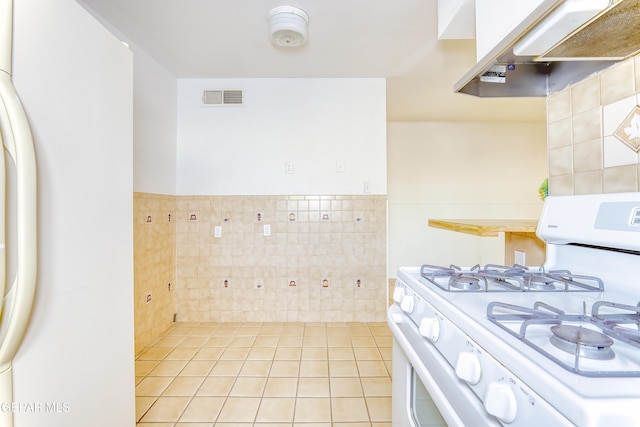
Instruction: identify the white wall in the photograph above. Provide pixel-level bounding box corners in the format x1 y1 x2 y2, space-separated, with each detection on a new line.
76 1 178 195
133 48 177 194
387 121 547 275
176 78 387 195
12 0 135 425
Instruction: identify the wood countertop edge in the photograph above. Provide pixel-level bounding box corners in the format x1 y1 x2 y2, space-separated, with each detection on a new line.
428 219 539 237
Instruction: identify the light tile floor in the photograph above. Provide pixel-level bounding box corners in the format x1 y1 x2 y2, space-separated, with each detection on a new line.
135 322 392 426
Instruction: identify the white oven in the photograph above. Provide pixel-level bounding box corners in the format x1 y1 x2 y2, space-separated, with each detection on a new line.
389 303 500 427
388 192 640 427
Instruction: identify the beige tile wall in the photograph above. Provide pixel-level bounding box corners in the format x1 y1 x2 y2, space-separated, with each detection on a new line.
547 55 640 195
134 192 177 356
175 195 388 323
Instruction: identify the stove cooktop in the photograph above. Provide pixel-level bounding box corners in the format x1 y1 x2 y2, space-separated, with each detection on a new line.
398 266 640 390
420 263 604 293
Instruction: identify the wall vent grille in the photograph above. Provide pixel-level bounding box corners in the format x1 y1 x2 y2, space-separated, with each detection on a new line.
202 89 244 106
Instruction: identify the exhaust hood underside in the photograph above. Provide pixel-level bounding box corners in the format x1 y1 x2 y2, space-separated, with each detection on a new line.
455 0 640 97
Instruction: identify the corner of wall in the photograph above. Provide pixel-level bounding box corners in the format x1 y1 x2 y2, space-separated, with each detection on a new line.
133 192 177 355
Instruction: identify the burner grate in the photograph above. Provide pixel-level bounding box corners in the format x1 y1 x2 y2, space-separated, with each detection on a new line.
420 264 604 292
592 301 640 348
487 301 640 377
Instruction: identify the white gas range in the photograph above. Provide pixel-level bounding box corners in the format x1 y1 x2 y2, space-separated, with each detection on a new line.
388 192 640 427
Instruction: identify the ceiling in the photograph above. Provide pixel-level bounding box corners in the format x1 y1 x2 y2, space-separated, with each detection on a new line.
76 0 546 122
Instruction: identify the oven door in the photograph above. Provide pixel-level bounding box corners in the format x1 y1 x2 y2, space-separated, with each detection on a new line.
388 305 501 427
392 343 448 427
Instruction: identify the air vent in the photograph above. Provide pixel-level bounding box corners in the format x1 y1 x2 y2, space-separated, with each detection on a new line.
202 89 243 106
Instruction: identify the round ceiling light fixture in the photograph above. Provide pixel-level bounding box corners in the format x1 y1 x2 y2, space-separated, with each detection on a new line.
268 6 309 47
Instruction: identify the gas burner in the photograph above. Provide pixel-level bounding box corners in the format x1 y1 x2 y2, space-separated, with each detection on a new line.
524 274 557 291
420 264 485 291
487 301 640 377
550 325 615 360
420 264 457 278
481 264 528 276
449 274 482 291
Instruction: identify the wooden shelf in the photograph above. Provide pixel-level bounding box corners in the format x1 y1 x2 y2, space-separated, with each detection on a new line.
428 219 545 265
428 219 539 237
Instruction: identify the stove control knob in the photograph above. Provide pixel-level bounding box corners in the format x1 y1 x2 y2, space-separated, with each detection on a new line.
390 312 403 324
392 287 405 304
400 295 415 313
419 317 440 342
455 352 481 385
484 382 517 424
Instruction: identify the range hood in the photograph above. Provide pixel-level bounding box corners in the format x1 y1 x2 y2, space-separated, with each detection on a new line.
455 0 640 97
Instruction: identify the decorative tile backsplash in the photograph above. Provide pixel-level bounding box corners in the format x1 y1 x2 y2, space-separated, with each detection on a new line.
546 55 640 195
133 192 177 356
174 195 387 323
614 106 640 152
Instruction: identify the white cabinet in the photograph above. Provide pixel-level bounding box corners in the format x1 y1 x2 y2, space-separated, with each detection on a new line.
437 0 476 39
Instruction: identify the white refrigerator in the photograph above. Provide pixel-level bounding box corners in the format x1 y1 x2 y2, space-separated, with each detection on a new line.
3 0 135 425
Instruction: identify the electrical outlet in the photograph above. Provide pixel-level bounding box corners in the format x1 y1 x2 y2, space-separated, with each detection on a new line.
214 226 222 237
264 224 271 236
285 161 294 174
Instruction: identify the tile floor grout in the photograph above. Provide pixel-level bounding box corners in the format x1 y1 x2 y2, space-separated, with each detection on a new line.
135 322 392 426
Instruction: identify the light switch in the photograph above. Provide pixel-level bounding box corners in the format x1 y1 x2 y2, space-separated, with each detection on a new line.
214 226 222 237
264 224 271 236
